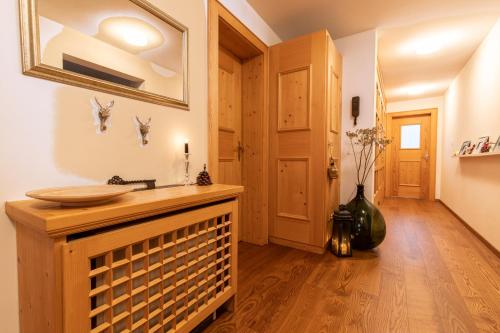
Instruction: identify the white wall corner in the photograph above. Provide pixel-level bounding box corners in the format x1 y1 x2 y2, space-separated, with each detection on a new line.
335 30 378 203
216 0 282 45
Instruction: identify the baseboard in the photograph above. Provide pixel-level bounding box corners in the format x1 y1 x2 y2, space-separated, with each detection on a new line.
269 236 325 254
437 199 499 258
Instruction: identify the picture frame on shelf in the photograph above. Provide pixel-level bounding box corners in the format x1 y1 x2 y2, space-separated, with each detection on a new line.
475 136 489 153
459 141 471 155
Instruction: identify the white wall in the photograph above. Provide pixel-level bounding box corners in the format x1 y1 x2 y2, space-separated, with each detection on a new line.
387 96 444 198
335 30 378 203
0 1 279 331
209 0 282 45
441 20 500 250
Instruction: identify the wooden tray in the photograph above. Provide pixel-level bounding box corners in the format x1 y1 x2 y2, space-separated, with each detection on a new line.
26 185 133 206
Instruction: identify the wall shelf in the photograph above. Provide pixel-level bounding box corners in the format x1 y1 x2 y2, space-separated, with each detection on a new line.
457 151 500 158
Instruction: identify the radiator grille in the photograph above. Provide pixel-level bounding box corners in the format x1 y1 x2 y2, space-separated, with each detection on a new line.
87 214 233 333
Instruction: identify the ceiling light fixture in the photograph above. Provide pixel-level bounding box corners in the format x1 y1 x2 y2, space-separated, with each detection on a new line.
401 31 460 56
119 25 149 47
404 83 436 96
99 17 164 51
414 41 442 55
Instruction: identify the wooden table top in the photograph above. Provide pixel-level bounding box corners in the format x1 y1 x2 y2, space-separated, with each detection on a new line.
5 184 244 238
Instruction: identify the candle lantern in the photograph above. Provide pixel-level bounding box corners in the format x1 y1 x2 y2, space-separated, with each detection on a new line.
331 204 353 257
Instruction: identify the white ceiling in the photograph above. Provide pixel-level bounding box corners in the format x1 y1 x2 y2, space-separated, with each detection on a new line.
379 14 499 101
247 0 500 101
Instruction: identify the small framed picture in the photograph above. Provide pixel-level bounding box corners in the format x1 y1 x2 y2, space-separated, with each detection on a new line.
459 141 471 155
475 136 489 153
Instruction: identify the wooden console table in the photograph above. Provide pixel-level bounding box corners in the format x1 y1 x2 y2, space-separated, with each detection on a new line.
6 184 243 333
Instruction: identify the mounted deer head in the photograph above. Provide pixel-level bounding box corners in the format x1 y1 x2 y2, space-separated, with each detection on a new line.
94 97 114 132
136 116 151 145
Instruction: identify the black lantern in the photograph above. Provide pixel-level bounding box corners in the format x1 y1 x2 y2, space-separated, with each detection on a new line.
331 205 353 257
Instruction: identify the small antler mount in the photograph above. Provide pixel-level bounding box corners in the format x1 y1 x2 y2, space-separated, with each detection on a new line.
136 116 151 145
94 97 114 132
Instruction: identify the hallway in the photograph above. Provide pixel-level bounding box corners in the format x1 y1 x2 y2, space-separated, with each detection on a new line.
205 199 500 332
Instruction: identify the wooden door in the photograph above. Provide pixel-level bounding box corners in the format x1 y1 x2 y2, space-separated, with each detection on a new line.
390 115 431 199
218 47 242 186
269 31 328 251
325 37 342 245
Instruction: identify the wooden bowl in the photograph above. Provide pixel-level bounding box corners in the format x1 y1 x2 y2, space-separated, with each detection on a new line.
26 185 134 207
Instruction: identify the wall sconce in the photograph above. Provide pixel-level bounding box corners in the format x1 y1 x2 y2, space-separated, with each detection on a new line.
352 96 360 126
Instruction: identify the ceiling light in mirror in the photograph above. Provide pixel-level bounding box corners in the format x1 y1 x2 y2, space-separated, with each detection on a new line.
98 17 164 53
121 26 149 47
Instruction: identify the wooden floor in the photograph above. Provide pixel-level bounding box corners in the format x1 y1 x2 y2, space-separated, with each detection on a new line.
204 198 500 333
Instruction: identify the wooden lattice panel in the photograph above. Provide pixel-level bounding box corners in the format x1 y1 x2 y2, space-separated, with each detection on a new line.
62 202 237 333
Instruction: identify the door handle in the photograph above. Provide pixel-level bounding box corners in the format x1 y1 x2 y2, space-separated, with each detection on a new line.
423 152 430 161
237 141 244 161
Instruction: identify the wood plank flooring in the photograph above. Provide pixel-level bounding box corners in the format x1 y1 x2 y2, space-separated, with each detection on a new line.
203 198 500 333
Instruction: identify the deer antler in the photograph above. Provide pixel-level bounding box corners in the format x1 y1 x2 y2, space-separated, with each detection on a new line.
136 116 151 145
94 97 104 109
94 97 114 132
136 116 143 126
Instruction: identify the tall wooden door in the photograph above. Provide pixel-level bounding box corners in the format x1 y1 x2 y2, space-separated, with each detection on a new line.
269 31 328 250
218 47 243 240
390 114 431 199
218 47 242 186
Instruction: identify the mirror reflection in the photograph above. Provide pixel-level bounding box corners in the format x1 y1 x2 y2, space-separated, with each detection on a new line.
38 0 187 103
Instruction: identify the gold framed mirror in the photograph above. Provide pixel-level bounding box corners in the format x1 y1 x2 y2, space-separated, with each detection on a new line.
19 0 189 109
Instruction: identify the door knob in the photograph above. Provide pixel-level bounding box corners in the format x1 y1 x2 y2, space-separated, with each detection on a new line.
423 152 429 161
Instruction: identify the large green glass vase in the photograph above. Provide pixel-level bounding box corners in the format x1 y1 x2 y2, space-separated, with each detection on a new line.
346 185 386 249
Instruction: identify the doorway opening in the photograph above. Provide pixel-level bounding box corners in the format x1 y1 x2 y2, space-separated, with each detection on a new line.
207 0 269 245
386 109 437 200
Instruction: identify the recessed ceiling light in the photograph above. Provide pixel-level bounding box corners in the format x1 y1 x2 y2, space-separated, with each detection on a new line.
404 84 436 96
406 86 425 95
414 42 441 55
401 31 459 56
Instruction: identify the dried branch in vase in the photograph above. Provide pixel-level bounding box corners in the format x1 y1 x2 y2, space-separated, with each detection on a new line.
346 126 392 185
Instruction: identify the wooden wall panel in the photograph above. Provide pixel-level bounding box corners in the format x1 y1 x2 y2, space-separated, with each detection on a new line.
218 69 235 130
278 67 311 131
277 159 309 220
218 130 235 160
16 225 64 333
219 161 238 185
